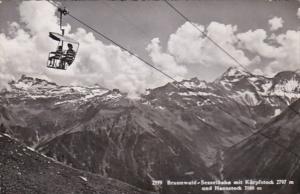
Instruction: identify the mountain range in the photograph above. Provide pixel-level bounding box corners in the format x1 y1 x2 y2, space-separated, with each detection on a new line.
1 67 299 193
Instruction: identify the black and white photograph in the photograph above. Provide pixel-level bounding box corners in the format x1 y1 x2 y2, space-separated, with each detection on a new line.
0 0 300 193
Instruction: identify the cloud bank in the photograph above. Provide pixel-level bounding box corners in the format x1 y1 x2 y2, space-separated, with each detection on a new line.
153 20 299 77
167 22 253 67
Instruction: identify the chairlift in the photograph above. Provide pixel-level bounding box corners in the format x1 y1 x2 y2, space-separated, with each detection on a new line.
47 8 79 70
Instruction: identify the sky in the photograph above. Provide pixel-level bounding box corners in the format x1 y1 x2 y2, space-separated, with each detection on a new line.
0 0 299 97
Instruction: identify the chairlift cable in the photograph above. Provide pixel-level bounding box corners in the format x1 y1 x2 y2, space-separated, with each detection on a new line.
47 1 178 83
67 14 179 83
46 0 300 161
163 0 251 74
46 1 260 137
67 10 258 133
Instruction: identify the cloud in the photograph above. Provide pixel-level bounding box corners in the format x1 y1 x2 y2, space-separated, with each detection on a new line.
146 38 187 81
297 8 300 19
0 2 64 89
268 17 284 31
0 1 184 97
167 22 252 68
237 29 300 75
272 30 300 72
162 21 299 77
237 29 281 58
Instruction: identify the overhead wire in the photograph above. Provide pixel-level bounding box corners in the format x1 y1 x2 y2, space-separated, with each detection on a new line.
163 0 251 74
45 0 300 184
47 1 179 84
51 1 260 133
47 0 300 162
47 1 300 127
67 13 180 84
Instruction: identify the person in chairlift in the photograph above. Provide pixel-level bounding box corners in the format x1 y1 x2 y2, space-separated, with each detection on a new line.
62 43 76 65
49 45 63 66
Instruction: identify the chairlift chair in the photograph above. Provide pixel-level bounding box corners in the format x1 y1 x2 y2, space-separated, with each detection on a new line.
46 7 79 70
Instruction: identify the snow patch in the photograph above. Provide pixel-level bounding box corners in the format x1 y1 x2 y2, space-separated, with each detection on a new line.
79 176 88 182
197 116 206 122
168 92 175 96
220 81 232 89
142 101 151 105
14 81 32 90
248 77 258 82
156 106 165 110
26 146 35 151
102 93 122 101
182 80 207 89
233 90 260 106
179 91 220 98
168 146 178 156
226 67 249 77
269 91 300 102
261 82 272 93
54 99 78 105
184 171 194 175
83 89 108 100
274 79 300 92
272 109 282 118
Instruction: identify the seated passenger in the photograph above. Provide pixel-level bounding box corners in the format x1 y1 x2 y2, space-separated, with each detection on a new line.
61 43 75 66
49 46 63 66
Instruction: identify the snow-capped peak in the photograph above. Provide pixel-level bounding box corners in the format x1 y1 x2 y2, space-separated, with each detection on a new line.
222 67 251 79
272 71 300 83
10 75 57 90
181 77 208 89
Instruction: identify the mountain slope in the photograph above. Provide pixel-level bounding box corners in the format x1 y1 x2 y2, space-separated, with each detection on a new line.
0 133 155 194
35 98 212 192
222 99 300 194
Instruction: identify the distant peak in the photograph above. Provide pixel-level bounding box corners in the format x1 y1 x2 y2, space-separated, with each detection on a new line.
190 77 201 83
19 74 34 82
218 67 251 81
10 75 57 90
225 67 250 76
181 77 207 89
273 71 300 80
